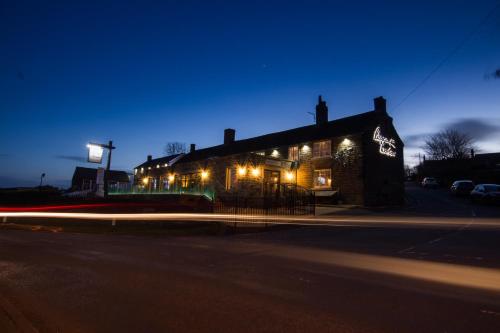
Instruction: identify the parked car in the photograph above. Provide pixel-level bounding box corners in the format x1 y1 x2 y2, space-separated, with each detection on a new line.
421 177 439 189
470 184 500 204
450 180 474 196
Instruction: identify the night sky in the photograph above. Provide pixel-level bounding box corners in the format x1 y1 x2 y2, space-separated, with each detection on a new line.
1 0 500 187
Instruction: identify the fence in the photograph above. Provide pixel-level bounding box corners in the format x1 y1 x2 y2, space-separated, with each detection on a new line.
213 184 315 216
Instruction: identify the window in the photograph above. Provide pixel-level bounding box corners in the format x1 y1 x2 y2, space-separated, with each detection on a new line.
314 169 331 188
225 168 232 190
313 140 331 158
288 146 299 161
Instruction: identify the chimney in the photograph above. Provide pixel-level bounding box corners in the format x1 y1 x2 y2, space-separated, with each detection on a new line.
190 143 196 153
315 95 328 125
470 149 475 158
147 155 152 162
224 128 235 144
374 96 386 113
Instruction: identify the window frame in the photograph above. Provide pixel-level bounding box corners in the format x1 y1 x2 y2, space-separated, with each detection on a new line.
288 145 299 161
313 169 332 189
313 140 332 158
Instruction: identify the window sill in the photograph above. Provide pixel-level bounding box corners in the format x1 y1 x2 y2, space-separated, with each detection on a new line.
311 155 332 160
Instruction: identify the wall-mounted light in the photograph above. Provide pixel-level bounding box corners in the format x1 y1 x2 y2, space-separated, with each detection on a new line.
148 167 151 170
251 167 260 177
286 171 294 181
201 170 209 180
134 169 137 175
271 149 280 157
341 138 352 146
238 166 247 176
142 178 149 185
156 164 160 169
140 168 144 173
301 145 310 153
164 163 168 167
168 174 175 182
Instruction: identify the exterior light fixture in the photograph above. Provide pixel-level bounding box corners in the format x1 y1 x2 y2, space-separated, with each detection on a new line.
156 164 160 169
251 167 260 177
148 167 151 170
271 149 279 158
141 168 144 173
301 145 310 153
201 170 209 180
134 169 137 175
341 138 351 146
238 166 247 176
168 174 175 182
286 171 294 181
142 178 149 185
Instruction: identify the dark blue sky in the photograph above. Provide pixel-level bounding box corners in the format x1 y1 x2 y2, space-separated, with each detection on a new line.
1 0 500 187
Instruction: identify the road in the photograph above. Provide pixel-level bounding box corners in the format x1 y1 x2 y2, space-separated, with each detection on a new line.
1 184 500 332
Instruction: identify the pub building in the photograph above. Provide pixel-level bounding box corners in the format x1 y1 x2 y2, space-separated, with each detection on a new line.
134 96 404 206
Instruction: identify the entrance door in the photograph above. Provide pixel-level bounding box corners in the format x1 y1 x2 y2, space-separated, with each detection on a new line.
263 170 280 197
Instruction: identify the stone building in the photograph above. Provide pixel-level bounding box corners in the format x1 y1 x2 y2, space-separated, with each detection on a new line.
134 96 404 206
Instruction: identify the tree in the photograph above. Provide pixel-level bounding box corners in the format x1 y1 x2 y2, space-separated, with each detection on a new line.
164 142 187 156
422 129 474 160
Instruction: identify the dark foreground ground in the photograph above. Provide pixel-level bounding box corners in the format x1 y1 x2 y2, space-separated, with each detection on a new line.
1 184 500 333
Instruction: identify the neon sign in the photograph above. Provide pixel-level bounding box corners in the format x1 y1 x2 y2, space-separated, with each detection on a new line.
373 126 396 157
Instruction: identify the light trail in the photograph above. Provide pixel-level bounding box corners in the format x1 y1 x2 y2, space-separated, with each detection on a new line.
2 211 500 229
269 245 500 293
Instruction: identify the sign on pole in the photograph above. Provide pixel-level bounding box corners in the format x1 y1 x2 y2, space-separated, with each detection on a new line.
87 143 104 163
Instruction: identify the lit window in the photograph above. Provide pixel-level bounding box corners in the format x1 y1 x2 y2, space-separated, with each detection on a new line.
313 140 331 158
255 151 265 156
181 175 188 188
225 168 232 190
288 146 299 161
314 169 331 188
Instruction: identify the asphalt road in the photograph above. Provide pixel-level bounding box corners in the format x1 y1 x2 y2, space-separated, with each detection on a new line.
1 184 500 333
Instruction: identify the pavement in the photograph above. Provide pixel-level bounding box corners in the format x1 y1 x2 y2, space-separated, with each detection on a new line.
0 183 500 332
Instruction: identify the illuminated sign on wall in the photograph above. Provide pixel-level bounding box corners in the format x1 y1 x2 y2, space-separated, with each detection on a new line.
373 126 396 157
87 143 104 163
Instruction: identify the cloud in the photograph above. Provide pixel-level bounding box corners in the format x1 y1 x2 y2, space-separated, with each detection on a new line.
490 69 500 79
403 118 500 148
53 155 87 163
444 118 500 141
403 133 429 148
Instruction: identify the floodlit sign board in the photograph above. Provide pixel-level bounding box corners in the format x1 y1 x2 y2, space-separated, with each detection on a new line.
373 126 396 157
87 143 104 163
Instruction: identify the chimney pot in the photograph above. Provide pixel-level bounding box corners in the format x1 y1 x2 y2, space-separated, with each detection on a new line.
224 128 236 144
190 143 196 153
147 155 152 162
315 95 328 125
374 96 386 113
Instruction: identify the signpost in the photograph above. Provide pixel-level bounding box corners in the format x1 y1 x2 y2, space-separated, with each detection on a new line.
86 141 115 197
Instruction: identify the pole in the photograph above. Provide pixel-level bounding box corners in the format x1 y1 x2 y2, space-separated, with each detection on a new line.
39 173 45 190
104 140 113 197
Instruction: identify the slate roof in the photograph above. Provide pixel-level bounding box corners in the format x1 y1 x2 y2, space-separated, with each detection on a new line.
71 167 130 185
136 109 398 168
135 154 181 169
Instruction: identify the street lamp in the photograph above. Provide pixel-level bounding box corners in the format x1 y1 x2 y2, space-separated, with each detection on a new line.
39 173 45 190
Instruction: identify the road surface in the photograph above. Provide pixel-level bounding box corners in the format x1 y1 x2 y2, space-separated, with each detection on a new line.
1 183 499 332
